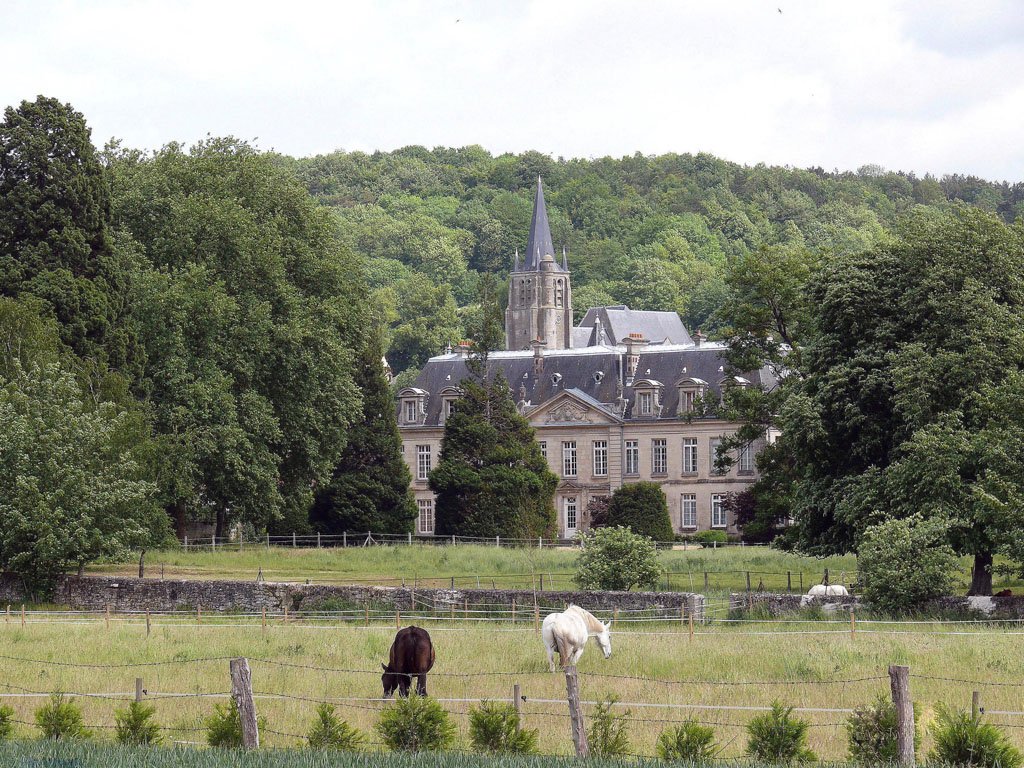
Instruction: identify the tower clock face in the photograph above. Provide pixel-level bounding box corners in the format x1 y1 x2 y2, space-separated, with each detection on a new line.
555 316 561 324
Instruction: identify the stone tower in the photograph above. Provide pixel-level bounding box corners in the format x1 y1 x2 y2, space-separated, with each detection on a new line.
505 177 573 350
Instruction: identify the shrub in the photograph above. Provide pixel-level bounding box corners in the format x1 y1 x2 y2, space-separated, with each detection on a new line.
605 482 673 541
858 516 957 614
745 701 816 763
376 694 456 752
574 526 663 591
656 721 718 761
0 705 13 742
846 694 919 764
468 701 539 754
114 701 162 745
35 693 89 740
204 699 269 748
929 704 1022 768
693 530 728 547
307 702 364 751
588 696 630 757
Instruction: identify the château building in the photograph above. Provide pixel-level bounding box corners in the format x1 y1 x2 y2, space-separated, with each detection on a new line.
397 178 776 539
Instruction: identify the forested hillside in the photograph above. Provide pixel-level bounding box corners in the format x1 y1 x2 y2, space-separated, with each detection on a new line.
288 147 1024 384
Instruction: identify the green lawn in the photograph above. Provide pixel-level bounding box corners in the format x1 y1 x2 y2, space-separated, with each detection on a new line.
89 543 1018 596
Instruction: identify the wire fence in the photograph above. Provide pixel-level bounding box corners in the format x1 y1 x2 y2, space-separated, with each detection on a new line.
1 651 1021 761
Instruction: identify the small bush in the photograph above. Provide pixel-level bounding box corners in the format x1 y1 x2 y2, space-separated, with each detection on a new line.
693 530 728 547
307 702 364 751
0 705 14 742
35 693 89 740
468 701 539 754
588 696 630 757
574 526 663 591
376 694 456 752
857 516 957 614
204 699 269 748
746 701 816 763
846 694 919 764
929 704 1022 768
656 721 718 761
604 482 673 541
114 701 162 745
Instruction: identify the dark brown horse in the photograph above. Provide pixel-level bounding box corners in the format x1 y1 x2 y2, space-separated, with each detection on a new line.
382 626 435 697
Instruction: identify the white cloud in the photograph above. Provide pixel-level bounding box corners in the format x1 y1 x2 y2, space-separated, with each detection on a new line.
1 0 1021 179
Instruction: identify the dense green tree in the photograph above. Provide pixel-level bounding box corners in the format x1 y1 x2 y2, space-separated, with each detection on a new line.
0 358 165 591
0 97 136 372
310 333 416 535
429 279 556 538
605 481 673 542
766 208 1024 593
107 138 363 537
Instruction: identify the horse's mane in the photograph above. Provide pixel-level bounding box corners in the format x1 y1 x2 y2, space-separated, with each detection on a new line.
565 604 605 634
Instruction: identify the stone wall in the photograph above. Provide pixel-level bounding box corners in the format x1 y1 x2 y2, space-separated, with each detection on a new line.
731 591 1024 618
0 573 704 619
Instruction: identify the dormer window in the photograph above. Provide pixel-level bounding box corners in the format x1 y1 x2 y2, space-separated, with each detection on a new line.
438 386 462 426
397 387 429 426
632 379 663 418
676 377 709 415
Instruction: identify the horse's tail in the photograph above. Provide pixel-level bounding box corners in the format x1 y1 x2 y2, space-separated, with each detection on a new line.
553 631 568 667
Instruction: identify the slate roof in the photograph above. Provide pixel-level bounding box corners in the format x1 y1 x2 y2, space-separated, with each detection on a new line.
521 176 564 272
399 342 777 426
577 306 693 346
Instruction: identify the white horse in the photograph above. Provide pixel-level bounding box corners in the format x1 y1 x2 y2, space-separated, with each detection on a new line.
541 604 611 671
807 584 849 596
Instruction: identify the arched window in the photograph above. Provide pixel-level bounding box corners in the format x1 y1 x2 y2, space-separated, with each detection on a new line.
519 279 526 305
555 279 564 307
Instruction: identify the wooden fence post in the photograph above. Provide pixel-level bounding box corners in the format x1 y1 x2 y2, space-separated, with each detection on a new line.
197 605 201 625
889 665 914 766
746 571 751 591
464 599 468 621
261 607 266 635
396 608 400 629
534 604 540 633
681 603 685 626
851 609 856 640
283 605 288 625
704 572 709 590
973 690 980 718
365 604 369 627
513 683 522 731
689 610 694 642
105 603 110 629
787 571 792 592
564 665 589 757
6 605 9 624
135 678 143 702
824 568 830 586
146 609 151 636
230 658 259 749
21 604 25 627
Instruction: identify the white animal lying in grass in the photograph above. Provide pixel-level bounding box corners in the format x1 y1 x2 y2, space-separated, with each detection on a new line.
807 584 849 596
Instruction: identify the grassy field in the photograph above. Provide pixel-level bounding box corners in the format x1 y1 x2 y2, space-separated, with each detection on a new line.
90 544 866 595
2 616 1022 761
88 543 1023 596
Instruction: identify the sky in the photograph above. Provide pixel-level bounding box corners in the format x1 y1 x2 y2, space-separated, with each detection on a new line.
2 0 1023 181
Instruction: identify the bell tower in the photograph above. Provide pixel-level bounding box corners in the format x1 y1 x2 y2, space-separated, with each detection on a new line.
505 177 573 350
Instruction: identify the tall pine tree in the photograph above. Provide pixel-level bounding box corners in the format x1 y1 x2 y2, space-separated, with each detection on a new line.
429 277 557 538
310 334 416 535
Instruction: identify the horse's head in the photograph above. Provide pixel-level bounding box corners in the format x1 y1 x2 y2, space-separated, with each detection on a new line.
595 621 612 659
381 663 404 698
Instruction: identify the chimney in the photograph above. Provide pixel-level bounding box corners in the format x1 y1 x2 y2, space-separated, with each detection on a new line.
455 340 472 357
693 330 706 347
623 333 647 380
530 337 546 375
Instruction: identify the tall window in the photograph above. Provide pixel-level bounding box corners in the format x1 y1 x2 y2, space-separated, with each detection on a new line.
555 279 564 307
682 438 698 474
682 389 695 412
416 445 431 481
405 401 417 423
652 438 667 475
738 443 754 474
593 441 608 476
562 441 577 477
446 399 456 418
711 494 726 528
625 440 639 475
418 499 434 534
519 279 526 305
564 496 578 532
538 441 547 459
638 391 652 415
710 438 726 476
681 494 697 529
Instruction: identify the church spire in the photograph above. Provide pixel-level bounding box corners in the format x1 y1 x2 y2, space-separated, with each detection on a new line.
561 246 568 272
525 176 555 271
